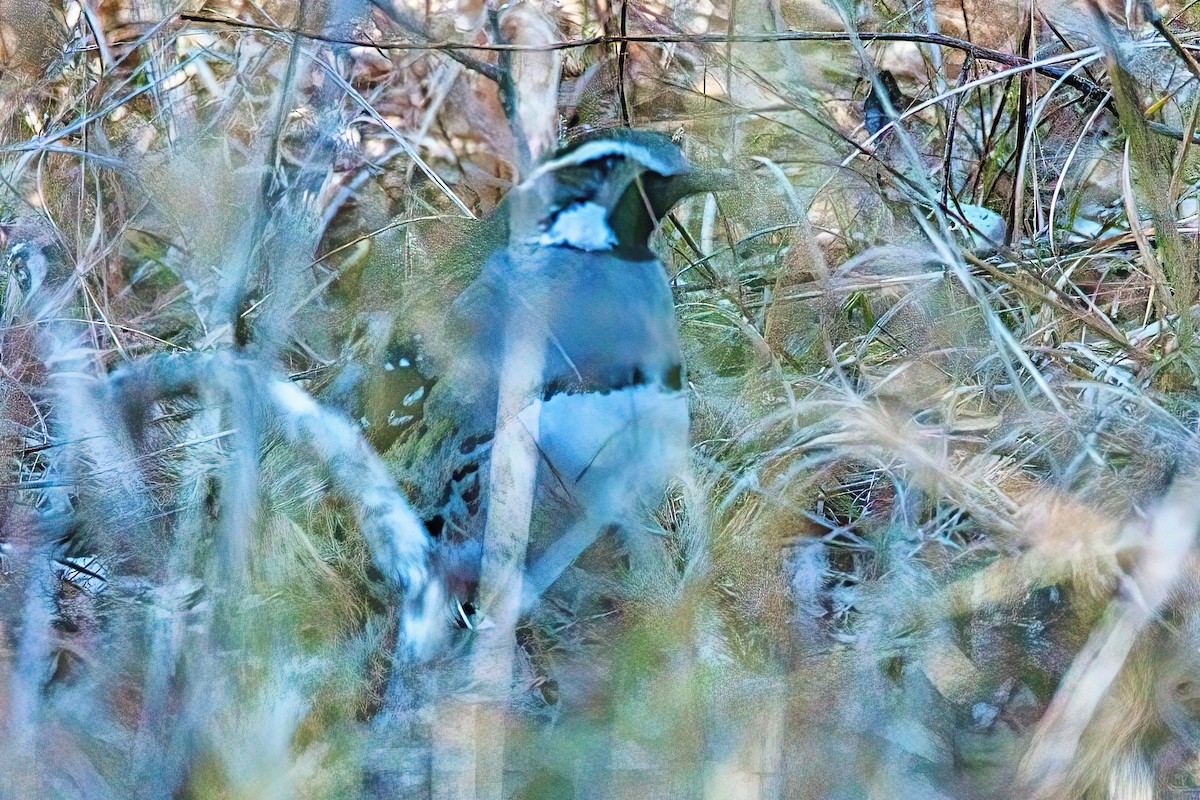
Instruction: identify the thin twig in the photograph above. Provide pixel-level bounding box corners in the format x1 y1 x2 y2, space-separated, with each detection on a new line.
179 12 1106 97
366 0 499 81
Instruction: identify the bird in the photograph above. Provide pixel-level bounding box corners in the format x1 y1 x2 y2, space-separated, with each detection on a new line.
862 70 909 137
371 130 726 621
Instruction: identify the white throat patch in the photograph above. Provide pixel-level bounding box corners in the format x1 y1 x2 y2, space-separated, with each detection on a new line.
537 202 617 252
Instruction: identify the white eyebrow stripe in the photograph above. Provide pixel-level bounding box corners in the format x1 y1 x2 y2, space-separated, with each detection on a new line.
527 140 686 182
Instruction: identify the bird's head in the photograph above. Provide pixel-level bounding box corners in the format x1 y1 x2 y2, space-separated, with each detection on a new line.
511 130 734 257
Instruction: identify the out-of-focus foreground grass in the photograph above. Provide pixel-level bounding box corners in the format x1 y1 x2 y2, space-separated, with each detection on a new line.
5 0 1200 798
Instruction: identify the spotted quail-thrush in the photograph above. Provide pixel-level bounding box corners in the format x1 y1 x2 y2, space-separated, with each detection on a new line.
371 130 727 618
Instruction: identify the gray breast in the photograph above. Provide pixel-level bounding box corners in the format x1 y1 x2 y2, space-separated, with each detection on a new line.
438 247 682 418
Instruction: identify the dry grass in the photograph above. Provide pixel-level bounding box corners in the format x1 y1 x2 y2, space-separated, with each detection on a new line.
5 0 1200 797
